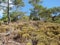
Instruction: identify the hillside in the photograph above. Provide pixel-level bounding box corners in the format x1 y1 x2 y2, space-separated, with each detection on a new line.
0 21 60 45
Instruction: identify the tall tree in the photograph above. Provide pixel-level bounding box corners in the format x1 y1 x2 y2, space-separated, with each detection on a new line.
0 0 24 23
29 0 43 20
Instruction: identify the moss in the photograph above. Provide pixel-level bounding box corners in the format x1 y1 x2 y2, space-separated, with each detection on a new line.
50 41 58 45
26 42 32 45
37 42 45 45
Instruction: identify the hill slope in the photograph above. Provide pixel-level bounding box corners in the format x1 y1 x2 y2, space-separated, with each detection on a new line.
0 21 60 45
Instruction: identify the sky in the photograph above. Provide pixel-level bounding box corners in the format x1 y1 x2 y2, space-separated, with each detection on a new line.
0 0 60 18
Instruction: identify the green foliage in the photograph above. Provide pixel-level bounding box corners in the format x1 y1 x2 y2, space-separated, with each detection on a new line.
1 11 27 22
1 13 8 21
14 0 24 7
29 0 60 22
21 15 29 21
0 0 24 23
10 11 25 21
29 0 43 20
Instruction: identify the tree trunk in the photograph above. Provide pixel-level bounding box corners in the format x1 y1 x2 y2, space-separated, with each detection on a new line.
7 0 11 24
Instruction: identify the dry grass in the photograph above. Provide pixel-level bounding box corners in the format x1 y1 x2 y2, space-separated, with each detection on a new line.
0 21 60 45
